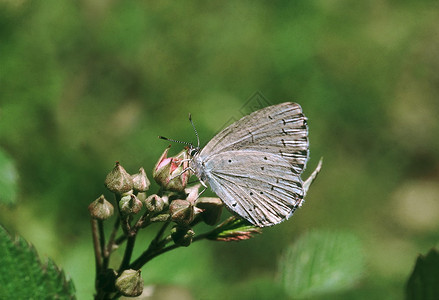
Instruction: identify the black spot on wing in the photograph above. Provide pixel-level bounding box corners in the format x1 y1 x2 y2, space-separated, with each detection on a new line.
249 131 254 143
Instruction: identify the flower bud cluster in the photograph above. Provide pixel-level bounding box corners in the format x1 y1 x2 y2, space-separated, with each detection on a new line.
90 150 225 228
89 146 264 298
89 163 153 220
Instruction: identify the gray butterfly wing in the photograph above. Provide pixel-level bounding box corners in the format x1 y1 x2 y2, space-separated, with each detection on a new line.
202 150 304 227
199 102 308 173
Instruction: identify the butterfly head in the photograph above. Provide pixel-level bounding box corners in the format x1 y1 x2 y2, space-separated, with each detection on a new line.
187 144 200 158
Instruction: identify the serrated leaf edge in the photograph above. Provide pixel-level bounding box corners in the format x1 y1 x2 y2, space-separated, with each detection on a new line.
0 225 76 299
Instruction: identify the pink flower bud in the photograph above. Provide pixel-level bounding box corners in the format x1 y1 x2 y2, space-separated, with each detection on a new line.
132 167 150 193
153 146 190 192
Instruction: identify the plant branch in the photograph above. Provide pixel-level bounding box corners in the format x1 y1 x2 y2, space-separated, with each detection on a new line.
114 234 127 245
104 216 120 268
192 231 211 242
127 220 230 270
90 218 102 279
129 237 179 270
134 209 152 229
154 220 170 243
128 221 171 270
118 234 136 273
97 220 106 261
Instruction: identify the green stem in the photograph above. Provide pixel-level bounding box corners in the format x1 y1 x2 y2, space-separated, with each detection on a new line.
90 218 102 273
192 232 210 242
154 220 170 243
114 234 126 245
134 209 152 229
128 222 224 270
97 220 106 262
104 217 120 268
118 234 136 273
129 238 179 270
128 221 171 270
116 196 132 236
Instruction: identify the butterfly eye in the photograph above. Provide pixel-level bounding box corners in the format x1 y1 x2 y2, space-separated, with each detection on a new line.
189 147 199 157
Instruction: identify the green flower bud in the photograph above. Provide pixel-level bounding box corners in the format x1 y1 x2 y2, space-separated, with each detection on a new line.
150 213 170 223
144 194 165 213
171 225 195 247
169 199 194 226
119 194 143 215
88 195 114 220
105 162 133 194
153 146 190 192
195 197 223 226
132 167 150 193
115 269 143 297
137 192 147 202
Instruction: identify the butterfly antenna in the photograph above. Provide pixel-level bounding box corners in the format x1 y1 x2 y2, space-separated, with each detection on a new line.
188 113 200 148
158 136 193 147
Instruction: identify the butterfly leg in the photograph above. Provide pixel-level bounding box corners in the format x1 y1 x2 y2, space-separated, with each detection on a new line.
168 166 196 181
197 180 208 198
176 158 192 166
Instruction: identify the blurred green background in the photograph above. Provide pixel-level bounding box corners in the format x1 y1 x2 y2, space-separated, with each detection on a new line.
1 0 438 299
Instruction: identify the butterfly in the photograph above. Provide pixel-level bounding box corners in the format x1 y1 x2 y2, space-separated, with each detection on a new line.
185 102 310 227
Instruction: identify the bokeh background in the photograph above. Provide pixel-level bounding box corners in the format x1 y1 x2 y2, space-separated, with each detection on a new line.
1 1 438 299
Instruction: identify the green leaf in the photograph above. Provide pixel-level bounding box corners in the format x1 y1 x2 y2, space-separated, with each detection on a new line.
406 248 439 300
0 226 75 299
205 217 262 242
0 149 18 204
279 230 364 298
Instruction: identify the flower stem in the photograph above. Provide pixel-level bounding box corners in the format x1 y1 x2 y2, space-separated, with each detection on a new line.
128 221 171 270
129 235 178 270
97 220 106 261
104 216 120 269
154 220 170 243
118 234 136 273
91 218 103 273
114 234 126 245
